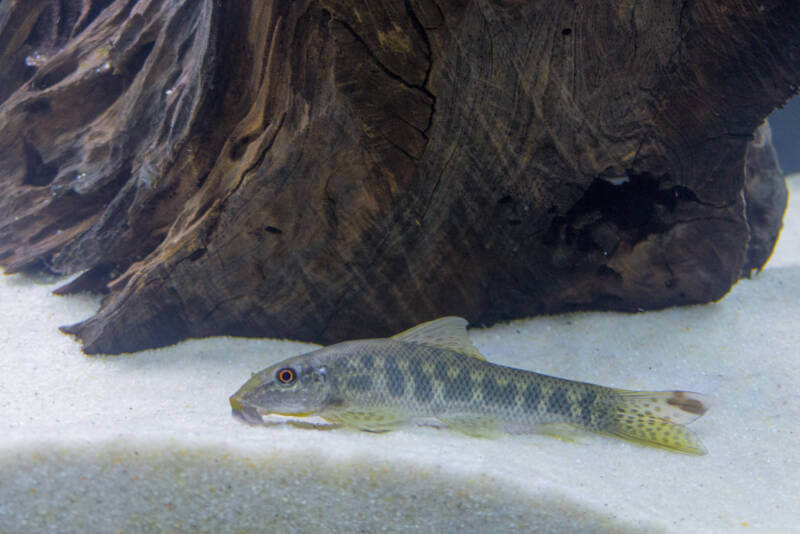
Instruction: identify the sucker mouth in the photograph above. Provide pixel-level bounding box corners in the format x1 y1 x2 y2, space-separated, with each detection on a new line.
230 396 265 425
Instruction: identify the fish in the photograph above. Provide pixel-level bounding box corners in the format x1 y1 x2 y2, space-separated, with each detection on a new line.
230 317 710 454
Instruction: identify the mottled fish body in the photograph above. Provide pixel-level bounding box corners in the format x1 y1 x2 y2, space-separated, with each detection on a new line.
230 317 709 454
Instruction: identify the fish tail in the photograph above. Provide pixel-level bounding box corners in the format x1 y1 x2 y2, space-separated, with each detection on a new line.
604 390 711 455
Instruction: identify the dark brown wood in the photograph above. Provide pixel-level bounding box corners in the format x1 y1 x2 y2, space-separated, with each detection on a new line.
0 0 797 354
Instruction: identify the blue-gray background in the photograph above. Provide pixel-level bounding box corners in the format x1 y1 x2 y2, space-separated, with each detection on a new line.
770 95 800 173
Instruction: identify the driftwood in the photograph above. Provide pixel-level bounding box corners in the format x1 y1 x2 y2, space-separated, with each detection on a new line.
0 0 798 354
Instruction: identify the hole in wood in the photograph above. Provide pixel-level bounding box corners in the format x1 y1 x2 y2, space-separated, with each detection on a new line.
23 141 59 187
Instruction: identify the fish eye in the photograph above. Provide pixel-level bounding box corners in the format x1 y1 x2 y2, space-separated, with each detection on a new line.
276 367 297 385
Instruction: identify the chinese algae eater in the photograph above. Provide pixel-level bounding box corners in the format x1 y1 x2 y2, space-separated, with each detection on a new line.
230 317 710 454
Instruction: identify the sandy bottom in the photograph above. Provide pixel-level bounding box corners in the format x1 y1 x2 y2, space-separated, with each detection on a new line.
1 177 798 533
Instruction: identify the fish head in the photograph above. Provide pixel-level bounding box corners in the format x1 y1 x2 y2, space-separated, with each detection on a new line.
230 351 332 424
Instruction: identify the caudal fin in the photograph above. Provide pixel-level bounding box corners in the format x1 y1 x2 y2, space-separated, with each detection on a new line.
607 390 711 455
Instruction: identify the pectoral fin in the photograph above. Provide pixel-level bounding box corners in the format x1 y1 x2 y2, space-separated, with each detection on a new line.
322 409 407 432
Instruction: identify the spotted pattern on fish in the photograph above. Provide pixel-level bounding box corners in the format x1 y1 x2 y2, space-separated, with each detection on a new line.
408 357 433 403
360 354 374 370
347 375 373 391
481 374 517 406
322 342 618 432
231 317 711 454
433 360 449 382
579 390 598 427
385 358 405 398
522 381 542 414
546 387 571 418
444 367 473 403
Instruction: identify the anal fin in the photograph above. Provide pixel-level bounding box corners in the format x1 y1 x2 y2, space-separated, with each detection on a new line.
530 422 583 444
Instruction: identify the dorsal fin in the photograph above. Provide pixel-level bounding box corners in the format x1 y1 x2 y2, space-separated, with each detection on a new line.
391 316 485 360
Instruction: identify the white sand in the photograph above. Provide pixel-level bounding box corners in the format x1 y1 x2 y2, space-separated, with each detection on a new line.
1 177 799 533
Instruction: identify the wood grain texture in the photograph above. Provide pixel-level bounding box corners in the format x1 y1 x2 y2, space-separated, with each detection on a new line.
0 0 797 353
